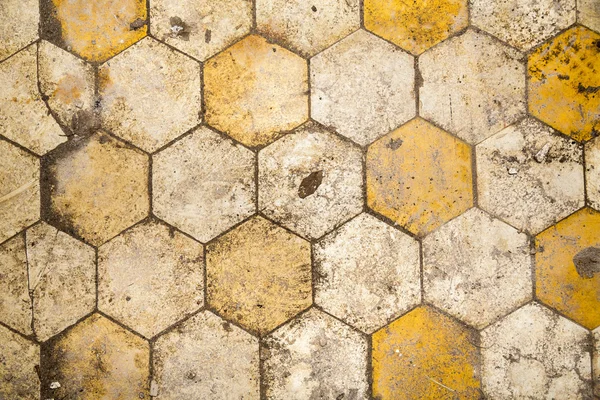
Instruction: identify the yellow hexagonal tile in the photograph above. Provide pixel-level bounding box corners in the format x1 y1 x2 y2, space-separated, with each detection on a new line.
42 0 147 62
372 306 481 399
535 207 600 329
366 118 473 237
364 0 468 55
528 26 600 142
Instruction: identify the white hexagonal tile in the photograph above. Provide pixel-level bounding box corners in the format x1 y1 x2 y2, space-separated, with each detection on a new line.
314 213 420 333
594 327 600 398
0 325 40 399
0 0 39 60
477 118 584 234
579 0 600 32
423 208 532 329
586 136 600 211
311 30 415 146
0 235 31 336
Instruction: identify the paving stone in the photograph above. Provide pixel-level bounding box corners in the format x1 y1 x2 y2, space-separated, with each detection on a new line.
472 0 576 51
0 235 31 336
367 118 472 237
528 26 600 142
98 220 204 338
41 313 150 399
477 117 584 234
372 305 481 399
153 310 259 399
310 30 415 146
0 45 65 155
0 0 39 61
419 29 526 145
41 0 147 62
150 0 252 61
152 126 255 243
579 0 600 31
314 213 420 333
263 308 368 399
44 131 149 246
535 207 600 329
256 0 359 57
204 35 308 148
481 302 592 399
0 325 40 399
423 208 531 329
259 122 363 239
364 0 468 55
206 216 311 335
594 327 600 397
587 136 600 210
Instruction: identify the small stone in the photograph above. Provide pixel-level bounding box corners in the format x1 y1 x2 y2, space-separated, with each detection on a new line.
149 380 158 397
508 167 519 175
534 142 552 163
49 382 60 389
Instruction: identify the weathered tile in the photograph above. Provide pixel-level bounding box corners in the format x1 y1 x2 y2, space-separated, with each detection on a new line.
364 0 468 55
594 327 600 397
420 30 526 145
310 30 415 146
0 139 40 244
579 0 600 31
372 305 481 399
99 37 202 153
206 216 311 335
477 118 584 234
481 302 592 399
150 0 252 61
586 136 600 210
204 35 308 148
528 26 600 142
41 0 147 62
153 126 255 243
153 310 259 399
0 325 40 399
44 131 149 246
423 208 531 329
535 207 600 329
41 313 150 399
256 0 359 57
0 235 31 336
472 0 576 50
98 220 203 338
263 308 368 399
259 122 363 239
367 118 473 237
0 45 65 155
0 0 39 60
314 213 420 333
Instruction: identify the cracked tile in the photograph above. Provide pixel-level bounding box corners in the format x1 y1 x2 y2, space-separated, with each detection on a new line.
586 136 600 210
0 235 31 336
0 0 39 61
0 325 40 399
579 0 600 31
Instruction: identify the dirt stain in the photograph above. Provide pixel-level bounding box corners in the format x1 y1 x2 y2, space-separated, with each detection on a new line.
573 246 600 279
298 170 323 199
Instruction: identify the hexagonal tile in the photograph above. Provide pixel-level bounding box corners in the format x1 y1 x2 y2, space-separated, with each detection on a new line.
314 213 420 333
259 122 363 239
0 0 39 60
43 131 149 246
420 30 526 145
98 220 204 338
256 0 359 57
206 216 311 335
472 0 576 51
587 136 600 210
372 306 481 399
41 0 147 62
579 0 600 31
153 310 259 399
153 126 255 243
594 327 600 398
204 35 308 148
528 26 600 142
0 139 39 243
481 303 592 398
0 235 31 336
364 0 468 55
423 208 531 329
150 0 252 61
0 325 40 399
263 308 368 399
366 118 473 237
0 45 65 156
41 313 150 399
310 30 415 146
535 207 600 329
99 37 201 153
477 118 584 234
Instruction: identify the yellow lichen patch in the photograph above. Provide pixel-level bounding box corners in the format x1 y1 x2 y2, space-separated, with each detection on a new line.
206 216 312 335
46 0 147 62
535 207 600 329
372 306 481 399
364 0 468 55
366 118 473 237
204 34 308 148
528 26 600 142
